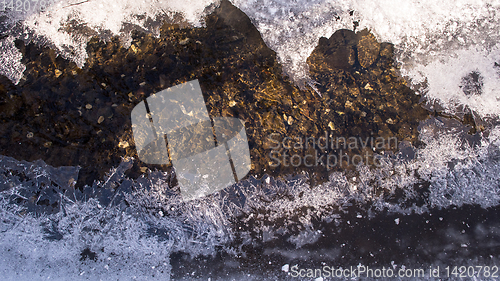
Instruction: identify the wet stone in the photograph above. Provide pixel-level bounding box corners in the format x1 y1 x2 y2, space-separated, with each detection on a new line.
308 29 357 71
357 30 380 68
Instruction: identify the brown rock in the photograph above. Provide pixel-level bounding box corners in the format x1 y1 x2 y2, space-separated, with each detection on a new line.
308 29 357 71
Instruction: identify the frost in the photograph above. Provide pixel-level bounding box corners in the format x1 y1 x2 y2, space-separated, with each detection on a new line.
0 156 232 279
0 37 26 85
281 263 289 272
1 118 500 278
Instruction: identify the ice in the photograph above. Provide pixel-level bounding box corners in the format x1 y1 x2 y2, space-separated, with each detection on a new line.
0 199 173 280
407 46 500 116
231 0 354 85
281 263 289 272
1 116 500 278
0 156 232 279
0 155 79 214
22 0 216 61
232 0 500 115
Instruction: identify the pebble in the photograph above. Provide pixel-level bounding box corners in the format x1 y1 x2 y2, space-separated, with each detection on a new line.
328 121 335 130
85 104 92 109
98 116 104 124
179 38 190 45
118 140 129 148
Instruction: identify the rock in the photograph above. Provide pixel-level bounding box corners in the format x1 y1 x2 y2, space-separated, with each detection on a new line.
328 121 335 130
357 30 380 68
308 29 357 71
386 118 396 125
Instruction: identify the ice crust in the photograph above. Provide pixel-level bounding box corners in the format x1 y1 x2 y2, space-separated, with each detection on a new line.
0 157 231 280
0 36 26 84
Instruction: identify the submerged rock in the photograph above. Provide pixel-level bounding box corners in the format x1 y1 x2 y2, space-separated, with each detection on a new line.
309 29 357 70
357 30 380 68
